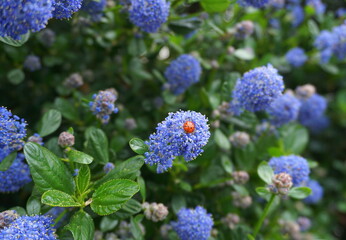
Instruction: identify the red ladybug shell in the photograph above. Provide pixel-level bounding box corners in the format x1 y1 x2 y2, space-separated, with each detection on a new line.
183 121 195 133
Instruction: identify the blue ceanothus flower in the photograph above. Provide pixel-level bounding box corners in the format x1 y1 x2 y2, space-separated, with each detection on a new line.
52 0 83 19
89 88 119 124
0 153 32 193
285 47 308 67
171 206 214 240
298 94 327 129
128 0 170 33
0 107 27 152
24 55 41 72
269 155 310 185
238 0 270 8
230 64 284 115
81 0 107 22
314 23 346 63
145 110 210 173
290 5 305 27
303 180 323 204
306 0 326 15
0 0 54 40
266 93 301 126
0 215 57 239
164 54 202 95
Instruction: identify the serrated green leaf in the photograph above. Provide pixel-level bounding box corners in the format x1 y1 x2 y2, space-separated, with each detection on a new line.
65 211 94 240
0 152 17 171
95 155 144 188
0 32 30 47
114 199 143 219
38 109 62 137
24 143 75 194
257 161 274 185
85 127 109 164
42 190 81 207
91 179 140 215
214 129 231 150
129 138 148 155
76 165 91 195
67 149 93 164
288 187 312 199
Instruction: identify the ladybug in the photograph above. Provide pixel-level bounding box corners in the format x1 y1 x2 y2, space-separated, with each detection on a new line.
183 121 195 133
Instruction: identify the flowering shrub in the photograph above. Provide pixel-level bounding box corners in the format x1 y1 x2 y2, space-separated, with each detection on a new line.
0 0 346 239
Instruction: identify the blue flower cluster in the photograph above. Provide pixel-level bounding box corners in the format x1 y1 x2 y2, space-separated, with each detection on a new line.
171 206 213 240
81 0 107 22
24 55 42 72
306 0 326 15
52 0 83 19
0 0 54 40
238 0 270 8
314 23 346 63
230 64 284 115
145 110 210 173
164 55 202 95
0 215 57 239
290 5 305 27
128 0 170 33
103 162 115 173
285 47 308 67
28 133 44 146
89 89 119 124
269 155 310 186
0 107 27 152
298 94 328 131
266 93 301 126
0 153 32 193
303 180 323 204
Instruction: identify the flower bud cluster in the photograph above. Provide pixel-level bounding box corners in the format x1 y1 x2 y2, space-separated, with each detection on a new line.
142 202 169 222
221 213 240 230
269 173 293 196
58 132 75 148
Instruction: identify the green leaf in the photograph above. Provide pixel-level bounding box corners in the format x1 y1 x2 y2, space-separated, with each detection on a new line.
288 187 312 199
24 143 75 194
91 179 140 215
201 0 230 12
7 69 25 85
113 199 143 219
129 138 148 155
221 156 233 174
233 48 255 60
76 165 91 195
85 127 109 164
214 129 231 150
67 149 93 164
38 109 62 137
130 215 144 239
42 190 81 207
256 187 272 199
172 194 186 214
247 234 255 240
0 152 17 171
54 98 78 121
100 216 118 232
10 207 26 216
281 124 309 154
26 196 41 215
257 161 274 185
137 176 146 201
95 155 144 188
65 211 94 240
0 32 30 47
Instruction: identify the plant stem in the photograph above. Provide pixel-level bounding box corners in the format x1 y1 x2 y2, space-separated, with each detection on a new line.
54 209 68 226
253 194 276 238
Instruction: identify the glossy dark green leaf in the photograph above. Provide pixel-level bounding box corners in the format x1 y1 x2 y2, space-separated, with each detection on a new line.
26 196 41 215
65 211 94 240
42 190 81 207
76 165 91 195
95 155 144 188
85 127 109 164
288 187 312 199
67 149 93 164
257 161 274 185
91 179 140 215
24 143 75 194
129 138 148 155
38 109 62 137
0 152 17 171
54 98 79 121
